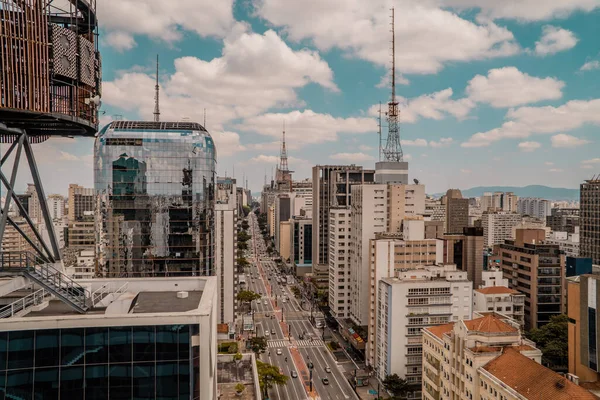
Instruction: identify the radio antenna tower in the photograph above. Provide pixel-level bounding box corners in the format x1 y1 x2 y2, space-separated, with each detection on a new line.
382 7 403 162
153 54 160 123
280 121 289 172
377 101 383 161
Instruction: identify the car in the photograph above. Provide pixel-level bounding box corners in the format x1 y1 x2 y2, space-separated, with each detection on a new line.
291 370 298 378
265 331 270 337
263 300 268 305
322 378 330 385
282 299 286 303
271 329 275 335
276 349 282 355
325 366 331 373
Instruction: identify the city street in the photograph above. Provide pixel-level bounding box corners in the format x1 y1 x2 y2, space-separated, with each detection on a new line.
246 213 359 400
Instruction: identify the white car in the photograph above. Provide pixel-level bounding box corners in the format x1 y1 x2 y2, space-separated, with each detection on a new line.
276 349 282 355
263 300 268 305
265 331 270 337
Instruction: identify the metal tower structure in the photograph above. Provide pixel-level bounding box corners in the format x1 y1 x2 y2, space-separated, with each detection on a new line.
154 54 160 122
382 7 404 163
377 102 383 161
280 121 289 172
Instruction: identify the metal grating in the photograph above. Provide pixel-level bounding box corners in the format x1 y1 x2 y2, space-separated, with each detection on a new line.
79 36 95 86
51 25 78 80
110 120 208 132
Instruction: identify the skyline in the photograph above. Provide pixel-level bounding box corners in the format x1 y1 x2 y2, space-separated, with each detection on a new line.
3 0 600 195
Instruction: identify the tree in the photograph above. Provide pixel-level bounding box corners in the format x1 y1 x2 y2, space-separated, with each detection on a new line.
241 220 250 231
256 360 288 397
237 257 250 268
526 314 568 369
383 374 409 398
249 336 267 354
236 290 261 304
238 231 251 243
237 241 248 251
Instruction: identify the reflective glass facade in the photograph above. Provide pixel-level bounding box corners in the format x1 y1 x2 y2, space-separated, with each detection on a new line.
0 324 198 399
94 121 216 277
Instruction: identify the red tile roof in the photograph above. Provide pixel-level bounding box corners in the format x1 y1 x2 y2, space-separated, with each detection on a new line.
483 348 599 400
424 322 454 339
464 313 518 333
217 323 229 334
475 286 518 295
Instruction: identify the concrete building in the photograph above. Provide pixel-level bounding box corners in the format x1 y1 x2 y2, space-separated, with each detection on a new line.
0 217 38 255
0 275 218 400
47 194 65 221
473 286 525 326
312 165 374 269
482 192 518 212
425 198 446 222
25 183 42 224
422 314 593 400
581 178 600 264
65 249 96 279
215 177 238 326
268 205 275 238
278 220 291 261
499 228 566 329
40 220 67 250
274 193 293 253
442 227 485 289
547 207 579 233
293 179 313 207
68 183 94 223
374 264 472 387
291 216 312 268
480 268 508 288
445 189 469 234
481 210 522 247
67 212 95 250
328 207 351 320
566 256 593 277
545 228 580 257
517 197 552 219
374 160 409 184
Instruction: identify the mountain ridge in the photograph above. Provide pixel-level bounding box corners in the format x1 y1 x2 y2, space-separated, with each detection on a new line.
431 185 579 201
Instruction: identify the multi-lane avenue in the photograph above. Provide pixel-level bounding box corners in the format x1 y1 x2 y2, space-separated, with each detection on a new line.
246 212 358 400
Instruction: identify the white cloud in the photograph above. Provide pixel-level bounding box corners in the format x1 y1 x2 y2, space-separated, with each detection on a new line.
460 168 472 174
582 165 594 169
212 131 246 156
239 110 375 147
534 26 578 56
429 138 454 148
462 98 600 148
255 0 519 75
404 154 413 161
466 67 564 108
103 28 338 130
440 0 600 21
330 152 374 162
545 162 554 166
369 88 474 124
518 141 541 152
248 154 305 164
103 31 136 51
549 168 564 172
551 133 591 148
358 145 373 151
401 139 429 147
99 0 235 44
582 158 600 164
580 61 600 71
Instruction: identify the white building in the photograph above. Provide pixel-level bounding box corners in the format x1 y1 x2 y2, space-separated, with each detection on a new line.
47 194 65 221
425 198 445 222
65 249 96 279
375 264 472 387
481 211 522 247
215 177 239 326
517 197 552 219
473 286 525 326
26 183 42 224
293 179 313 208
545 228 580 257
0 275 218 400
328 207 351 320
349 183 426 326
481 192 518 212
480 268 509 288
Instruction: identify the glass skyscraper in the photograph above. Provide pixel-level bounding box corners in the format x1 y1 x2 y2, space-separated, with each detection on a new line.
94 121 216 277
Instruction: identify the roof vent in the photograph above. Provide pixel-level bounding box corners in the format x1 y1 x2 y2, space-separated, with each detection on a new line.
555 379 566 389
177 291 189 299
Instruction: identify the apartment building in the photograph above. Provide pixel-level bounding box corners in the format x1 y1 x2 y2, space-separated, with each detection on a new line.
499 228 565 329
581 178 600 264
67 212 95 250
445 189 469 234
481 192 518 212
47 194 65 221
375 265 472 388
481 210 522 247
473 287 525 327
291 216 312 267
442 228 485 289
68 183 94 222
545 228 580 257
517 197 552 219
328 207 351 320
547 207 579 233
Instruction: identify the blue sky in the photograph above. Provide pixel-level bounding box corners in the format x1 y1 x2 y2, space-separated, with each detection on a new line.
26 0 600 195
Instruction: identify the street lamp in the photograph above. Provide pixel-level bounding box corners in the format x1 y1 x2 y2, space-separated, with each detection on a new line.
308 361 314 392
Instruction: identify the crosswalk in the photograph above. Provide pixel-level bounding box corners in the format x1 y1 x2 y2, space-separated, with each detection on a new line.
268 339 326 348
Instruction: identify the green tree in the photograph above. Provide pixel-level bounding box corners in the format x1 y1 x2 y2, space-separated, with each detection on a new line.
241 220 250 231
256 360 288 397
526 314 568 368
242 205 251 216
383 374 409 398
238 231 251 243
236 290 261 304
249 336 268 354
237 241 248 251
237 257 250 268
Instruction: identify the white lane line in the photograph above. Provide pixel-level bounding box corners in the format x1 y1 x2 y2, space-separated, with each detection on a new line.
317 347 349 399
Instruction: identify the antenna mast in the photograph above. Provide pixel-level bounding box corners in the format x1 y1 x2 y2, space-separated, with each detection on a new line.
154 55 160 123
203 108 206 128
382 7 403 162
280 121 289 172
378 102 382 161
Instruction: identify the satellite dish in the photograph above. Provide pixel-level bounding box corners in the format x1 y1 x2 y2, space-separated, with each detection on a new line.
414 178 420 185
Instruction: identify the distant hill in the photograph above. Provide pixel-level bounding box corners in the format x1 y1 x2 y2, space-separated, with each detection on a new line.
432 185 579 201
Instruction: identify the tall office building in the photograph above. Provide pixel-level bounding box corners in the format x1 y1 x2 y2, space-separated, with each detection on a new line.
547 207 579 233
215 177 238 325
481 210 522 247
328 207 351 319
47 194 65 221
445 189 468 234
312 165 374 268
581 178 600 264
442 227 485 289
94 121 216 277
481 191 518 212
517 197 552 219
67 212 95 250
291 216 312 268
499 228 565 329
68 184 94 222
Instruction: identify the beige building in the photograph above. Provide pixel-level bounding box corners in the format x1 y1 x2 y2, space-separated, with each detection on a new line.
473 286 525 327
481 210 522 247
67 214 95 250
1 217 38 255
499 228 565 329
68 184 94 222
268 205 275 238
278 220 291 260
422 314 595 400
328 207 351 320
442 227 485 289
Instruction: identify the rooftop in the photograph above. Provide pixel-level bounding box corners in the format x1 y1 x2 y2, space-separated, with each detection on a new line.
463 314 518 334
475 286 519 295
483 348 599 400
425 322 454 339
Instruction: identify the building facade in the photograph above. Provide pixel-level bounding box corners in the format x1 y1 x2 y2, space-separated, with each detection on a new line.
445 189 469 234
47 194 65 221
68 184 94 223
94 121 216 277
517 197 551 219
545 229 580 257
328 207 351 320
481 211 522 247
547 207 579 233
291 217 312 267
581 178 600 264
442 228 485 289
473 286 525 326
